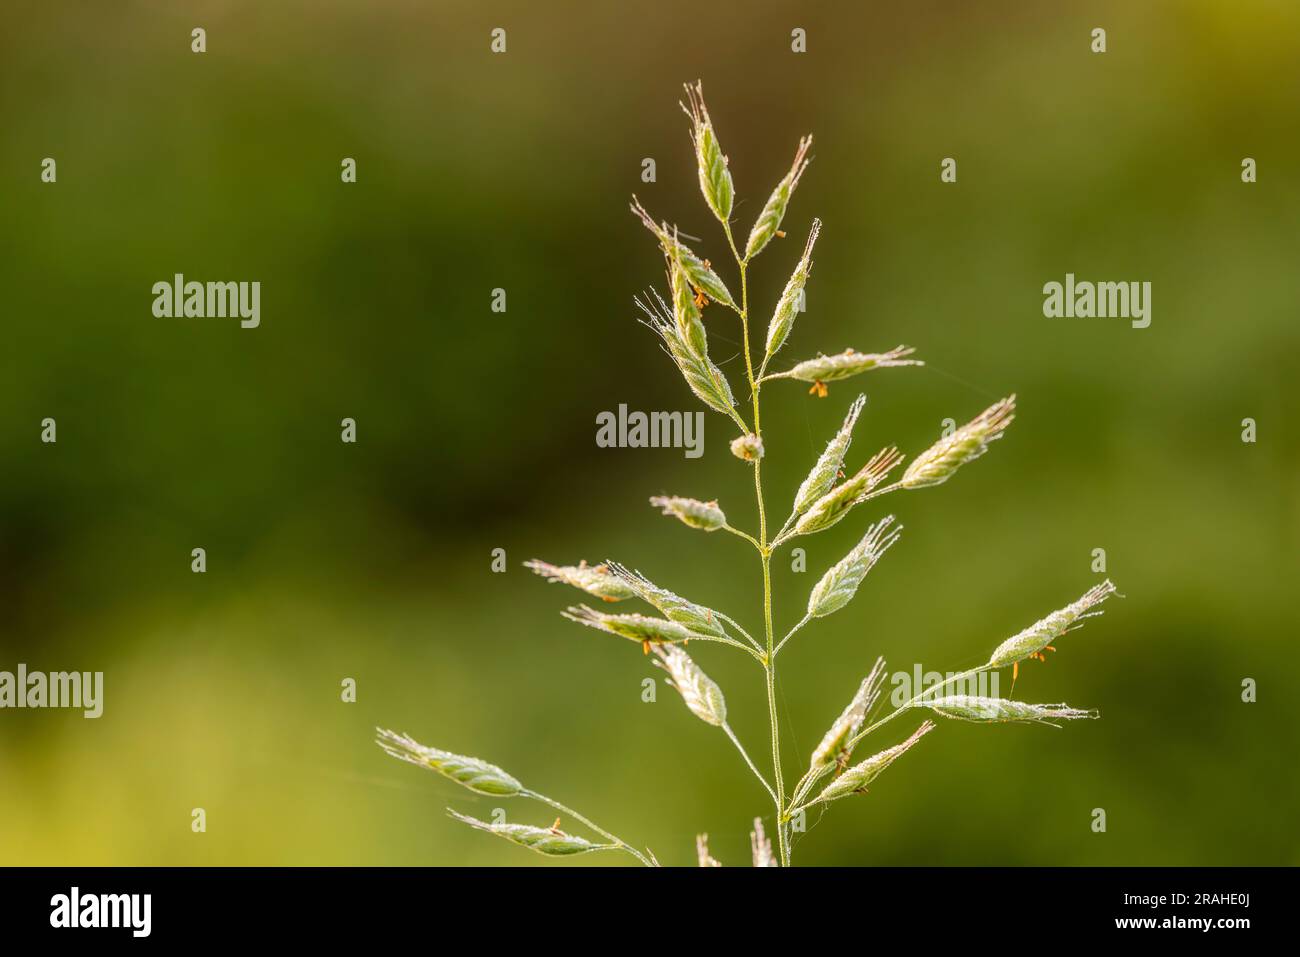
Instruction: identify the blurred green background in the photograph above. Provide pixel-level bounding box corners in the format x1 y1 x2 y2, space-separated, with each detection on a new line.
2 0 1297 866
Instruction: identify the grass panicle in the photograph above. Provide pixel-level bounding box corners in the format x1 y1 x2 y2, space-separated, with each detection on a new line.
380 83 1121 868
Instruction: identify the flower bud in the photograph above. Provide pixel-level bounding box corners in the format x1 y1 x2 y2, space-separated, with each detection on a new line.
730 433 764 463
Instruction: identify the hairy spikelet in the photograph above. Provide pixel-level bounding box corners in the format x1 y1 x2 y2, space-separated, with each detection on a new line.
809 658 887 772
750 818 778 867
631 198 737 308
814 722 935 804
667 235 708 358
792 393 865 515
786 345 922 392
988 581 1118 668
562 605 697 646
652 644 727 726
921 696 1098 727
447 811 614 856
375 729 522 796
606 562 727 638
764 220 820 361
901 396 1016 489
746 136 813 260
807 517 902 618
637 290 736 417
523 559 636 603
649 495 727 531
683 81 733 224
793 447 903 536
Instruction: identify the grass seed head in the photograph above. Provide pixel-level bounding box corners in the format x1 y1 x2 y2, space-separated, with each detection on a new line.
630 198 737 309
637 290 737 417
814 721 935 804
809 658 887 772
668 236 708 358
807 516 902 618
606 562 728 638
523 559 636 602
683 81 734 224
447 810 615 856
562 605 697 645
375 729 522 796
649 494 727 531
921 695 1099 727
652 643 727 726
793 448 902 536
764 220 821 361
746 135 813 260
987 580 1118 668
901 395 1016 489
792 393 866 515
787 345 922 391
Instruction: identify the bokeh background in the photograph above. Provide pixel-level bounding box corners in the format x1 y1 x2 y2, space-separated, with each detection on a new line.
2 0 1297 866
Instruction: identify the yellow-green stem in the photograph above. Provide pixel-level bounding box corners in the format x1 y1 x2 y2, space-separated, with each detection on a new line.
726 222 790 866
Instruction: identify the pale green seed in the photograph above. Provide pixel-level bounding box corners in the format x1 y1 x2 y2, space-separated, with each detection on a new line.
764 220 820 361
375 730 522 796
792 393 865 515
746 136 812 260
814 722 934 803
987 580 1117 668
807 517 901 618
648 495 727 532
523 559 636 602
901 395 1015 489
921 696 1099 727
448 811 615 857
